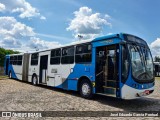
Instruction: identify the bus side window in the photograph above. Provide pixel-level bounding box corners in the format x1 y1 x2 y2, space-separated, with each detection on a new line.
50 49 61 65
10 56 13 64
75 43 92 63
17 55 23 65
13 56 17 65
61 46 74 64
31 53 38 65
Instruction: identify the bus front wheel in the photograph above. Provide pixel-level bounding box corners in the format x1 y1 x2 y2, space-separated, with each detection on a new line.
80 79 93 99
32 75 37 85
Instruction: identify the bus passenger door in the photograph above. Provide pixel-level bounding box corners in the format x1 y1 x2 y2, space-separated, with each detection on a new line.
96 45 119 97
39 55 48 84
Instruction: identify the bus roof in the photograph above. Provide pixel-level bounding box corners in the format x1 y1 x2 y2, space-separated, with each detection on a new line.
29 39 93 54
93 33 120 42
7 33 144 56
5 33 122 56
29 33 121 54
6 53 24 57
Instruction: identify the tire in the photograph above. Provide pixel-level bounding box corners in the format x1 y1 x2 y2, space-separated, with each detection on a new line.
32 75 37 85
9 71 12 79
79 79 93 99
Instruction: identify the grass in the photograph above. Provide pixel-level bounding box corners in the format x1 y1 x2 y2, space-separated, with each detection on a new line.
155 77 160 81
0 75 8 80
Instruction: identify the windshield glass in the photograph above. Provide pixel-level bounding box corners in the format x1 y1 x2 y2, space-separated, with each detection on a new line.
128 44 154 81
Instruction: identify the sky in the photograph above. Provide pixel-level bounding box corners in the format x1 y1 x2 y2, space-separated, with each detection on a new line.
0 0 160 57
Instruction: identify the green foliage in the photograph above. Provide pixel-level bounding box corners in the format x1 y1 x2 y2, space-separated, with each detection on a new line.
155 56 160 62
0 47 20 66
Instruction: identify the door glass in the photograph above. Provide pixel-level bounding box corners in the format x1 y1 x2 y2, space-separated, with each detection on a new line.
107 49 115 80
96 45 119 94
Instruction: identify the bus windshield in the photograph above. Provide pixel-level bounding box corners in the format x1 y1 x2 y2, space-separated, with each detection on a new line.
128 44 154 82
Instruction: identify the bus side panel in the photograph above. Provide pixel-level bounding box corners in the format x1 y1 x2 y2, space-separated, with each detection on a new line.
4 55 22 80
50 63 95 92
28 54 32 83
22 53 30 81
67 79 77 91
48 64 75 89
4 57 6 75
47 46 96 93
67 64 95 91
28 54 39 83
64 46 95 92
47 63 94 92
4 56 10 75
8 64 18 79
12 65 23 80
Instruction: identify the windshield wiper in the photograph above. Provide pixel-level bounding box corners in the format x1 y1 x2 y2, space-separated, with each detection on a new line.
137 71 152 80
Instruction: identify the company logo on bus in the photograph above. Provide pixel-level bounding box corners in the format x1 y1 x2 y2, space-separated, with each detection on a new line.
101 39 113 44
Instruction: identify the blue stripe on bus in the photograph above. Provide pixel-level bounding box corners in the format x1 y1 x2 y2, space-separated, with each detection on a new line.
8 65 18 79
93 34 119 42
121 69 154 90
55 63 95 92
92 38 121 48
4 56 10 75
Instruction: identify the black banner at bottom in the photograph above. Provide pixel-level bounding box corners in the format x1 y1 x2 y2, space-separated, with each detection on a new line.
0 111 159 118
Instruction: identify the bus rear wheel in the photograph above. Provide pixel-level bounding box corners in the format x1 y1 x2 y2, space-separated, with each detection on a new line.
32 75 37 85
79 79 93 99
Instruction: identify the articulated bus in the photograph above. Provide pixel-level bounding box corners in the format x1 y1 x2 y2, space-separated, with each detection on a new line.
4 33 154 99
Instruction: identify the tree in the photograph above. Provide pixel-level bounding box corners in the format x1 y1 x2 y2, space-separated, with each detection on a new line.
0 47 20 66
155 56 160 62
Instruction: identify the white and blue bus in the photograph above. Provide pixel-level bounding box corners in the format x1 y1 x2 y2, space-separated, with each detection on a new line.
4 33 154 99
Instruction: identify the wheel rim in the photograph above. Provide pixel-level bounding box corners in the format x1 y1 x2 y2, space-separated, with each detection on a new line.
82 83 90 95
33 77 37 84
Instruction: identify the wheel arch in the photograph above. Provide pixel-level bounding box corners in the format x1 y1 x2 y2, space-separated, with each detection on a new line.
31 73 38 81
77 76 92 91
32 73 37 77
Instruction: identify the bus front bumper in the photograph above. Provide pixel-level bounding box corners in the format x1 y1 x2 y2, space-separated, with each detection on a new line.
121 84 154 99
